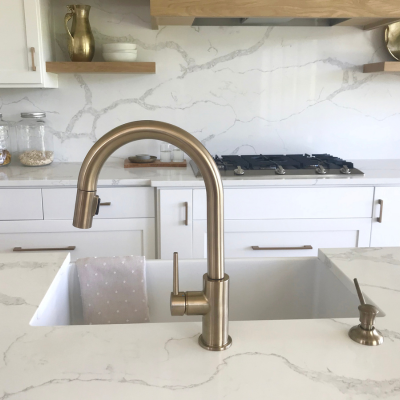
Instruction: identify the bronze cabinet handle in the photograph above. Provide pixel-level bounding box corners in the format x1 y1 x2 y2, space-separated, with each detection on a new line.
13 246 76 252
184 201 189 226
252 245 313 250
30 47 36 71
100 202 111 206
377 199 383 223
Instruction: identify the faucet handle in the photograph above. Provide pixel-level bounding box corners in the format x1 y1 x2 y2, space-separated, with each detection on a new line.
170 252 186 316
173 252 179 295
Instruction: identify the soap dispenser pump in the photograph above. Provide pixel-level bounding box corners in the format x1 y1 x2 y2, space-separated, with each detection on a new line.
349 278 384 346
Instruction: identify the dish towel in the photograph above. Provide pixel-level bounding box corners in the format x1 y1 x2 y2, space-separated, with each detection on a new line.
76 255 150 325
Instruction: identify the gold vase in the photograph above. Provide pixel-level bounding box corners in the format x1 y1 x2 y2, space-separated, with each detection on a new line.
65 5 95 62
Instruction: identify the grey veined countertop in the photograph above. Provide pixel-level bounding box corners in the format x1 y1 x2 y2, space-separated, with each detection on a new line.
0 159 400 187
1 247 400 399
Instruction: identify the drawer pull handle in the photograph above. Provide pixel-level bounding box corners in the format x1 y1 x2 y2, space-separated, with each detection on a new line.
252 245 313 251
30 47 37 71
100 202 111 206
13 246 76 252
377 199 383 223
184 201 189 226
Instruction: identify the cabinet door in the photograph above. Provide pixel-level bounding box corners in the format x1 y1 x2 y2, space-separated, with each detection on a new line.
0 219 155 261
193 218 372 258
370 187 400 247
158 189 192 259
0 0 43 84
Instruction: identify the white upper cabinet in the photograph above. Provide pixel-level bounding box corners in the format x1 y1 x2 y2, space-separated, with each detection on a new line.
0 0 57 88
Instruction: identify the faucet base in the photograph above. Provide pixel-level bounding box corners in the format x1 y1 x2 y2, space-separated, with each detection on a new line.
198 334 232 351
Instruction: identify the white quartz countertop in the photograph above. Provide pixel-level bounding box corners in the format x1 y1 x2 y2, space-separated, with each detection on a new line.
0 159 400 188
1 248 400 399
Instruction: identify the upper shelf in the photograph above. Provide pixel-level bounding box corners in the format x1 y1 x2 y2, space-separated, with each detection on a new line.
363 62 400 73
150 0 400 30
46 62 156 74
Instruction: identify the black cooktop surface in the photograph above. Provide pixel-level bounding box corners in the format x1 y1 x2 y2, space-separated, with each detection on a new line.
213 154 354 171
190 153 364 177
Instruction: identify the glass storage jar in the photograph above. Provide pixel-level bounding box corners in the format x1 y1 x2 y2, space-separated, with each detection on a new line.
16 112 54 166
172 146 184 162
0 114 11 166
160 142 172 162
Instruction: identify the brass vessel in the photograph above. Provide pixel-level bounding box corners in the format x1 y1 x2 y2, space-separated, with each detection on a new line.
385 22 400 61
65 5 95 62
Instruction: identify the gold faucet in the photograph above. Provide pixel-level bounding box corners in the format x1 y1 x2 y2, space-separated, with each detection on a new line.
73 121 232 351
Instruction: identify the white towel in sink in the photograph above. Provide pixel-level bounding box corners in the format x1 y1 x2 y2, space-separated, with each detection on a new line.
76 256 149 325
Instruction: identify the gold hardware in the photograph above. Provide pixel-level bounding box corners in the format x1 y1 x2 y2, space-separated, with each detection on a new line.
13 246 76 252
252 245 313 250
30 47 36 71
170 252 186 316
184 201 189 225
353 278 366 305
173 252 179 295
100 202 111 206
348 278 384 346
73 121 230 351
171 253 209 316
377 199 384 223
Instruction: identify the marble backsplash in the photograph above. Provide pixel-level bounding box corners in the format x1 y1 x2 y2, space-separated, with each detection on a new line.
0 0 399 162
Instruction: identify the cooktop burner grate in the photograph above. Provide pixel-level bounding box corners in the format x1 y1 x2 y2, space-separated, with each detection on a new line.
190 153 363 177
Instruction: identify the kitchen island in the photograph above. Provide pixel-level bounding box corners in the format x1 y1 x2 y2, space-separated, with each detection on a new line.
1 248 399 399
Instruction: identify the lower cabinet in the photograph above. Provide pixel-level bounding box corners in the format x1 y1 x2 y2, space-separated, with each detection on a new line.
193 218 372 258
0 219 155 260
158 187 377 259
370 187 400 247
158 189 192 259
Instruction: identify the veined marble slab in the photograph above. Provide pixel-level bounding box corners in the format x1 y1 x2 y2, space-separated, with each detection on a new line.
0 248 399 399
0 159 400 188
0 1 399 162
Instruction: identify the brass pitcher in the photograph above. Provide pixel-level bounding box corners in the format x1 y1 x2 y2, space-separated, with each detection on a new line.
65 5 95 62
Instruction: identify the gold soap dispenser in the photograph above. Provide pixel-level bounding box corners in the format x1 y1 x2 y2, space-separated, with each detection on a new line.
349 278 384 346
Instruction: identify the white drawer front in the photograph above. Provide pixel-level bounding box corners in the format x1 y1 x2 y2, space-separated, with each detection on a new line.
0 219 155 261
193 218 372 258
1 231 144 261
43 187 155 220
0 189 43 220
193 187 374 220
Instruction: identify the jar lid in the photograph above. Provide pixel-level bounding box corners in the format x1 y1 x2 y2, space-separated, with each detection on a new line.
21 112 46 118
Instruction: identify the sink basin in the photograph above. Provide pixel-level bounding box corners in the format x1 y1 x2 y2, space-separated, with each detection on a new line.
30 257 381 326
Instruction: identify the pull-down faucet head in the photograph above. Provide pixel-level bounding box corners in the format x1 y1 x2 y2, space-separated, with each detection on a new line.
73 120 224 280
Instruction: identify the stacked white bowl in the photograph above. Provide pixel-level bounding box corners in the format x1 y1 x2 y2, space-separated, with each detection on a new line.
102 43 137 62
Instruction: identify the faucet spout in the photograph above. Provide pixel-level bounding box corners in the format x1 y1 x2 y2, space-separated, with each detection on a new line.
74 121 231 351
73 120 225 280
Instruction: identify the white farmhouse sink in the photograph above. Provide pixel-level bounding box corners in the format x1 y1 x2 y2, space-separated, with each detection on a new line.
30 257 381 326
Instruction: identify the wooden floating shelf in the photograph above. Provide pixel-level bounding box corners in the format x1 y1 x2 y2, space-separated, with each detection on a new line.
124 159 187 168
363 62 400 73
46 62 156 74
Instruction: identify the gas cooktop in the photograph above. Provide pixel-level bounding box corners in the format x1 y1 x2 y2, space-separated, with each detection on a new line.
190 154 364 177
